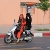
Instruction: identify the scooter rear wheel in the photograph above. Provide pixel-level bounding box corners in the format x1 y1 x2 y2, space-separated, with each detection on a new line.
26 39 32 42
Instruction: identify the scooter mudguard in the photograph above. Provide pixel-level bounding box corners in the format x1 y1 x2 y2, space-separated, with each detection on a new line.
7 33 11 36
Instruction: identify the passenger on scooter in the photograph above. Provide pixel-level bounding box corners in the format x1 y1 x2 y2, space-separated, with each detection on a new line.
16 14 26 43
26 13 32 30
26 13 34 36
25 13 32 34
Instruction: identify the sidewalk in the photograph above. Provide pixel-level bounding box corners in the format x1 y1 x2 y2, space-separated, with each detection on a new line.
0 24 50 38
31 24 50 37
31 24 50 33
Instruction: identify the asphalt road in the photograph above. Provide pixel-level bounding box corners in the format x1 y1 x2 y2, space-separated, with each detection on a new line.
0 37 50 50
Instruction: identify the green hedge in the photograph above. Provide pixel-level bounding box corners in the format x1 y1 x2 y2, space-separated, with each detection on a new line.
35 28 50 31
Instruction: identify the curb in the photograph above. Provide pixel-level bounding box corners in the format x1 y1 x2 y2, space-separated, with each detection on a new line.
0 33 50 38
0 34 6 38
34 33 50 37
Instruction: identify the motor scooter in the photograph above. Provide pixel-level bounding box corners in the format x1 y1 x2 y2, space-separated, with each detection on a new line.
4 22 33 44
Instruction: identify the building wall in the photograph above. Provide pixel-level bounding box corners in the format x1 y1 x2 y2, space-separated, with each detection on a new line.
0 0 20 25
0 0 50 26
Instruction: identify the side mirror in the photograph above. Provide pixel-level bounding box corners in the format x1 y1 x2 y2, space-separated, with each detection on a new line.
14 19 16 23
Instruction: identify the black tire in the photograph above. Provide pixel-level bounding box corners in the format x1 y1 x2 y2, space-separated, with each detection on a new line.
25 37 33 42
4 35 12 44
26 39 32 42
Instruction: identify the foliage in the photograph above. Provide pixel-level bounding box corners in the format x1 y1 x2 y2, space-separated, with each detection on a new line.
39 0 49 2
37 0 50 11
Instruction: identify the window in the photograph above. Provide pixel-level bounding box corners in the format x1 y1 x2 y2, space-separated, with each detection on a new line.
27 6 31 13
20 2 26 7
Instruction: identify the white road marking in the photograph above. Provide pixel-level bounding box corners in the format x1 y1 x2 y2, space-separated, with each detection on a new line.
47 47 50 49
10 43 25 46
1 49 19 50
0 44 3 45
0 46 10 47
16 47 43 50
34 42 44 43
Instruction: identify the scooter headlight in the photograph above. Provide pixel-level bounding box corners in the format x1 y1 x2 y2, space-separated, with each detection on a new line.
8 30 12 33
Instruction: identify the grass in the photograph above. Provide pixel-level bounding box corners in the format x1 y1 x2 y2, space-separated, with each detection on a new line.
35 28 50 31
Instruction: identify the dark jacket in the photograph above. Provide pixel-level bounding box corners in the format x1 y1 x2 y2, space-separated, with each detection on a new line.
26 13 32 30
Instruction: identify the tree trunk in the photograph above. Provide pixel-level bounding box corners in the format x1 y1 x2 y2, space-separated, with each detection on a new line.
43 11 45 25
42 11 45 29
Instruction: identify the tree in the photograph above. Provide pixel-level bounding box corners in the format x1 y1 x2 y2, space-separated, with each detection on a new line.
37 0 50 24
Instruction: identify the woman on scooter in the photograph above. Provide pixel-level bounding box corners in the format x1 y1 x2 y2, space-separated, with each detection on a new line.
16 14 26 43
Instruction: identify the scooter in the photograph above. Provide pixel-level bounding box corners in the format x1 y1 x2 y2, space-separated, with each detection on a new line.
4 22 33 44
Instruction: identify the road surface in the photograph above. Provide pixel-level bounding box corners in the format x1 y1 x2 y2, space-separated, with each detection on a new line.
0 37 50 50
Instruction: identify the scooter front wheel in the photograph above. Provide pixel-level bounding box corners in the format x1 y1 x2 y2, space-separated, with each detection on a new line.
4 35 12 44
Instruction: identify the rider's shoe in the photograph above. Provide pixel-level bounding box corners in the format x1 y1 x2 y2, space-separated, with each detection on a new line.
16 38 20 43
